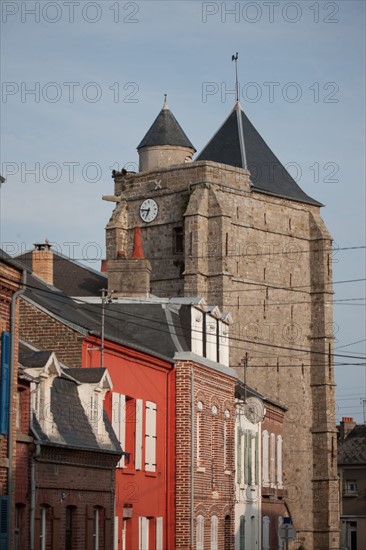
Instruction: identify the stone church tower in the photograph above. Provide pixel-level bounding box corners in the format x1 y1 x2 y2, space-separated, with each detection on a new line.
104 98 339 548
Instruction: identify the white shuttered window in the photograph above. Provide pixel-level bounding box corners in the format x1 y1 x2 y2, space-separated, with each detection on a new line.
145 401 157 472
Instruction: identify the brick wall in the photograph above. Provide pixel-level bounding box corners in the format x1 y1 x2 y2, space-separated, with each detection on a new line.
175 359 236 549
19 299 84 368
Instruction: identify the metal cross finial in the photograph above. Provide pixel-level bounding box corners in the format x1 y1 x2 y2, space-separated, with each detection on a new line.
231 52 239 103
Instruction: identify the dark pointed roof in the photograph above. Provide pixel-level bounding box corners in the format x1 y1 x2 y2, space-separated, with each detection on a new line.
137 97 196 151
197 102 321 206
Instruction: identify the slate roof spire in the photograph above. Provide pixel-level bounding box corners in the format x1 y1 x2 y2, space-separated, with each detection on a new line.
137 96 196 171
137 95 195 151
197 101 321 206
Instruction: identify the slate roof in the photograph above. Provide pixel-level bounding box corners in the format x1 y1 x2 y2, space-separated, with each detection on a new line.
16 250 107 297
19 342 122 455
31 377 122 454
67 367 107 384
23 274 188 361
197 102 321 206
19 348 53 368
338 424 366 464
137 100 196 151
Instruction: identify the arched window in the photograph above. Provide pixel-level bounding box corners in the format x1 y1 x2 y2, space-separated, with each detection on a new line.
262 430 269 486
196 515 204 550
210 515 218 550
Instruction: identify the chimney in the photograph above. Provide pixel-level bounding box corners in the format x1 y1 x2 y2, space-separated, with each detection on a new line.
339 416 356 439
107 227 151 298
32 242 53 285
101 259 107 273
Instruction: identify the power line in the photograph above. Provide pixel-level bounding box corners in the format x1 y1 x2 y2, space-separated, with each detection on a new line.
2 271 366 362
19 279 366 362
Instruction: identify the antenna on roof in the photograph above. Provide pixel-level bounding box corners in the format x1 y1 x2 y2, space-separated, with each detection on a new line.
231 52 239 103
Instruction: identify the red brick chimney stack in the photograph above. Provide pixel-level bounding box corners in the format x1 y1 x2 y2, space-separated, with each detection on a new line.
339 416 356 439
32 241 53 286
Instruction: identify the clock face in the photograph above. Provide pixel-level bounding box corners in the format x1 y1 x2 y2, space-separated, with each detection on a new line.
139 198 158 223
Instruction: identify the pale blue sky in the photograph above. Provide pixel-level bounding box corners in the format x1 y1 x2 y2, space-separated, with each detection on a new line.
1 1 365 421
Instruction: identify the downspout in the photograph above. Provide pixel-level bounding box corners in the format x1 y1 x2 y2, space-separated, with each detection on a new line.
8 269 26 547
30 439 40 550
190 367 195 549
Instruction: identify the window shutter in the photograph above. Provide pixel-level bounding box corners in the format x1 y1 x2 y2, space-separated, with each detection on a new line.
145 401 157 472
255 432 259 485
112 393 126 468
139 517 148 550
135 399 143 470
236 427 242 484
0 332 11 435
0 496 9 547
156 517 163 550
113 516 118 550
262 431 269 485
277 435 283 486
270 433 275 485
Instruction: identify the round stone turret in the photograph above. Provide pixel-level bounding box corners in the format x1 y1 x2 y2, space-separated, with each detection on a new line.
137 96 196 172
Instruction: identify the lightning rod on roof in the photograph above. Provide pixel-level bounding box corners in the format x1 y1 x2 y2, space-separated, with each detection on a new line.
232 52 239 103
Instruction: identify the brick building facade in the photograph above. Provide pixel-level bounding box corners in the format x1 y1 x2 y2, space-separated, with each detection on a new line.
15 345 121 550
0 249 23 549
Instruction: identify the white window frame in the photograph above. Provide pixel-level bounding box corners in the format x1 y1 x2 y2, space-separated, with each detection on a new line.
40 506 47 550
93 508 99 550
196 515 204 550
210 515 218 550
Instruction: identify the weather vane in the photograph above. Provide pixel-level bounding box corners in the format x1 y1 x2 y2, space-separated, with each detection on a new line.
232 52 239 103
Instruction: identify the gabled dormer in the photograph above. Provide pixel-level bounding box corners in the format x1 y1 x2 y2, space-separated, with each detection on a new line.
20 349 62 439
67 367 113 443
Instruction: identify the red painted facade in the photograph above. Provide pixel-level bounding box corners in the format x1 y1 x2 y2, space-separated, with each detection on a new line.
83 336 176 550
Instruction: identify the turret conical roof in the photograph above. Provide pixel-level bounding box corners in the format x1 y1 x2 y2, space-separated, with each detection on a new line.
137 97 196 151
197 102 321 206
